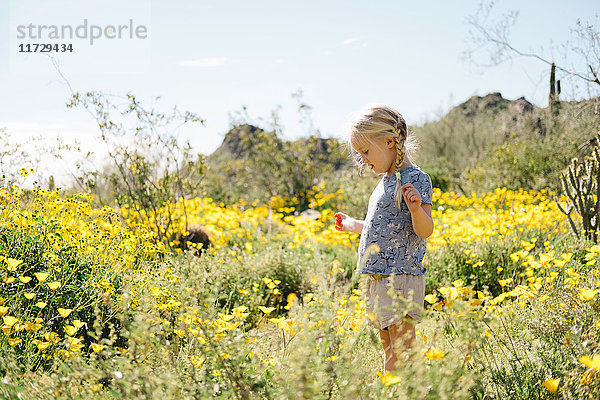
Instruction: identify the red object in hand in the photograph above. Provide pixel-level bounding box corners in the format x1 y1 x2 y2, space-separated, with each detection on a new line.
334 213 343 230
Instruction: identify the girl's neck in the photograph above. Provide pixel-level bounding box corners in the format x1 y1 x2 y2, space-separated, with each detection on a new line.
386 159 414 176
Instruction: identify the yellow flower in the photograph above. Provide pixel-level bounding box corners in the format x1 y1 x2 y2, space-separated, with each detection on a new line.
561 253 573 262
66 336 84 351
425 348 445 359
452 279 464 287
35 302 47 309
376 371 402 386
3 315 19 327
498 278 513 287
189 355 205 367
91 343 104 353
218 313 235 321
8 337 22 347
64 325 78 336
34 272 49 282
18 276 32 283
270 317 293 331
24 292 35 300
57 308 73 318
3 277 15 284
580 355 600 371
24 321 42 331
173 329 185 338
5 258 22 271
578 289 599 301
542 378 560 393
0 306 8 316
258 306 276 314
72 320 85 329
232 306 250 319
424 294 437 304
45 331 61 343
47 281 61 290
34 340 50 351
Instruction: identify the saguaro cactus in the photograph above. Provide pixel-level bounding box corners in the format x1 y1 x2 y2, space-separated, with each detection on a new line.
556 132 600 243
549 62 561 114
547 62 562 136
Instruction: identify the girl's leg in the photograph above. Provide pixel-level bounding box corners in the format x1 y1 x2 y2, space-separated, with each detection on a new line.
379 328 397 373
389 316 416 350
386 317 416 372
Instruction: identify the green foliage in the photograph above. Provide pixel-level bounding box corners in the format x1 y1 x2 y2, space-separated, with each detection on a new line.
64 91 207 247
0 226 118 371
203 123 350 210
465 133 575 191
416 95 600 193
420 164 453 192
175 241 316 330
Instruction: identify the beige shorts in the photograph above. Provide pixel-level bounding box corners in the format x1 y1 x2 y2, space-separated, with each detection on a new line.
364 273 425 330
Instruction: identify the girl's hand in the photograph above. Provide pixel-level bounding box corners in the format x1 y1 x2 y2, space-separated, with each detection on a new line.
334 212 357 232
401 183 422 213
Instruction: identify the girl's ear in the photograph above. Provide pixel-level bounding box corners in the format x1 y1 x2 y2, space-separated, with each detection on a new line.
386 137 395 148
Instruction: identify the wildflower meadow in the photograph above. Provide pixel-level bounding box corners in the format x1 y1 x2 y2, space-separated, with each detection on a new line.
0 171 599 399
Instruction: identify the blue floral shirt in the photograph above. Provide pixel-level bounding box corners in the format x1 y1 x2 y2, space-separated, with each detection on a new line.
356 165 433 276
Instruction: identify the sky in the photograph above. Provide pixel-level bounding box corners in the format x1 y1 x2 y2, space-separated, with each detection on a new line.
1 0 598 185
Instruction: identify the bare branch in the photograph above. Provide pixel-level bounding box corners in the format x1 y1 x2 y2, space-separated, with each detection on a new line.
463 1 600 92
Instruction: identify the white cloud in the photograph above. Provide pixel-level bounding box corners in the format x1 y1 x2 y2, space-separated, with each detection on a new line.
179 57 228 67
343 37 361 45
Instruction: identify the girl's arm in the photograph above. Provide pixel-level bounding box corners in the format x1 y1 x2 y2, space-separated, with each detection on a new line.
401 184 434 239
410 204 433 239
334 213 364 234
349 219 364 234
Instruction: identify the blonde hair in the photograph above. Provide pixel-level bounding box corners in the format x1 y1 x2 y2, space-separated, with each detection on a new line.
345 104 419 209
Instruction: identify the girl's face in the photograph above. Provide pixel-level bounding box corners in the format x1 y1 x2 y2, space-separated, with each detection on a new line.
356 136 398 176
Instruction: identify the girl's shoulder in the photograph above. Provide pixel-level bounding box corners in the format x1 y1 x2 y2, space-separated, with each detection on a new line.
383 165 429 182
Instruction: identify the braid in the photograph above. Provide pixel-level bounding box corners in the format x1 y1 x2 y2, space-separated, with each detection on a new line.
348 104 418 211
393 117 408 209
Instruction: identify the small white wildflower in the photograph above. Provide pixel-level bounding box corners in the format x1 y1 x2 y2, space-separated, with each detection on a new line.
114 371 123 379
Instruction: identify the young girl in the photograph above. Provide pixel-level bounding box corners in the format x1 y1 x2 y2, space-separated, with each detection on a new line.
334 104 433 373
